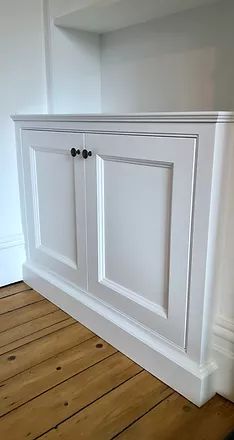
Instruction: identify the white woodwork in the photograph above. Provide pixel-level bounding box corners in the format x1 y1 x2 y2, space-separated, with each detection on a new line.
102 159 171 309
13 112 234 406
11 111 234 123
21 130 87 290
54 0 222 33
212 122 234 402
23 260 217 407
0 234 25 286
86 133 196 347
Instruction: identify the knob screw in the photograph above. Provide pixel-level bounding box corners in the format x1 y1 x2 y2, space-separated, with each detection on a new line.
82 149 92 159
70 148 81 157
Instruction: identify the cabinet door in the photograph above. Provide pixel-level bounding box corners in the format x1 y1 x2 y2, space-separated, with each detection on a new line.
21 130 87 290
85 133 196 347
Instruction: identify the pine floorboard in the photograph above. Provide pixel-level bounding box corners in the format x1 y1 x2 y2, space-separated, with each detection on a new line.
0 281 233 440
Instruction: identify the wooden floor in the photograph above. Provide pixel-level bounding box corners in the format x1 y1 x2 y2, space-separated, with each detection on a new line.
0 282 233 440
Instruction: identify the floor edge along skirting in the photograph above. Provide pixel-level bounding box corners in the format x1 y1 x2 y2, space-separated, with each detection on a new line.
0 281 233 440
24 262 216 406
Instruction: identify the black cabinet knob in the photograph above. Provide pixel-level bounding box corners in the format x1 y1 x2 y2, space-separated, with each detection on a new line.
82 149 92 159
70 148 80 157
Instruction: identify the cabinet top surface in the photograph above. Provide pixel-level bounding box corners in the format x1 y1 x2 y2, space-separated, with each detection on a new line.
11 111 234 123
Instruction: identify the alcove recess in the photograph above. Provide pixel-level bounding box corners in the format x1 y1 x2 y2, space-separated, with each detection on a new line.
48 0 234 114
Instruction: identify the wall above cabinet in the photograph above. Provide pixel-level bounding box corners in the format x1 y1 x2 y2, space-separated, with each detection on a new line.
54 0 222 34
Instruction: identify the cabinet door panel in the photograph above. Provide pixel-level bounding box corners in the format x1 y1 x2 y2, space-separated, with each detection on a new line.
103 157 171 312
86 133 197 348
22 130 86 290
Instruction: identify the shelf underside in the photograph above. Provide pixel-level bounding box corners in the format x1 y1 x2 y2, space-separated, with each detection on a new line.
54 0 221 34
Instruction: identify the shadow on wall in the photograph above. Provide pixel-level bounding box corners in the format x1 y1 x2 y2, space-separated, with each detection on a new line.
100 0 234 112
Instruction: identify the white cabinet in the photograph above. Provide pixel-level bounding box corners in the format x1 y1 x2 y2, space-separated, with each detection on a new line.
14 112 234 406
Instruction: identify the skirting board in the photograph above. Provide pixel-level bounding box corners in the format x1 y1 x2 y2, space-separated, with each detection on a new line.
0 234 25 286
213 317 234 402
23 261 217 406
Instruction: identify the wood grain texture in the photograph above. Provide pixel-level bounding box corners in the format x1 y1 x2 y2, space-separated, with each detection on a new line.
40 371 173 440
0 336 116 417
0 285 233 440
0 309 69 349
115 393 234 440
0 300 58 332
0 282 31 299
0 290 43 315
0 353 141 440
0 322 93 382
0 316 75 356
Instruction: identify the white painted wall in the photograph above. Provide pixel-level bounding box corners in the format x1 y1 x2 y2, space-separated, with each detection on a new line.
46 0 101 113
0 0 46 285
46 0 234 113
101 0 234 112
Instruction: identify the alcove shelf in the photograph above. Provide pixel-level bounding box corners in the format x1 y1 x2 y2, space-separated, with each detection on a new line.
50 0 232 115
54 0 220 34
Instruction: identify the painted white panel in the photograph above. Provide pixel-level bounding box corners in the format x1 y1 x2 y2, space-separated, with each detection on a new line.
86 133 196 347
0 234 25 286
35 149 77 268
102 157 172 310
212 123 234 402
21 130 87 290
215 132 234 323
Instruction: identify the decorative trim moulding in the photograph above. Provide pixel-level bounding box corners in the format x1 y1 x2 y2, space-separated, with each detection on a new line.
38 244 78 271
11 111 234 124
23 261 217 406
0 234 25 286
213 315 234 344
100 277 167 318
0 234 25 250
